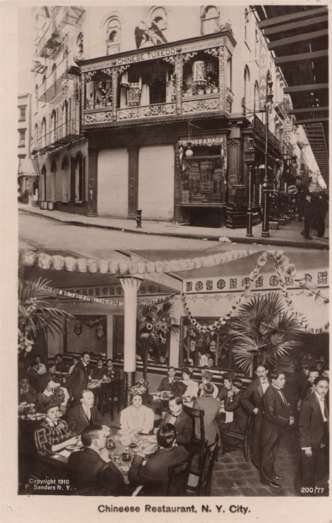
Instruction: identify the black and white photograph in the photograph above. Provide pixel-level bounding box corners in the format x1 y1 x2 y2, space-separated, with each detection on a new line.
15 2 329 501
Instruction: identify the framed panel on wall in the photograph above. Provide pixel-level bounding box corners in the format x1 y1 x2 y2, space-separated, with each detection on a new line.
112 315 170 366
65 315 107 355
180 316 237 372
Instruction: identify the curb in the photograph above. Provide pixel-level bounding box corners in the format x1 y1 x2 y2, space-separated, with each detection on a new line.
19 207 329 250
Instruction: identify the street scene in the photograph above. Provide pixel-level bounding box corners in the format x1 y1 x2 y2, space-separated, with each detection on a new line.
17 4 329 499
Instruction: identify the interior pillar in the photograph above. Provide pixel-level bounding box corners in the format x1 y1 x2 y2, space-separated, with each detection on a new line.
120 276 142 405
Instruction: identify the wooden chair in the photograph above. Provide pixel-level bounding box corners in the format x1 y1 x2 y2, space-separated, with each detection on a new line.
166 460 190 496
99 380 124 417
219 413 254 461
183 406 206 470
186 435 218 496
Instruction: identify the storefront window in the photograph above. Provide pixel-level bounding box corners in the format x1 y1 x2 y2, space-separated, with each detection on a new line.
179 138 227 205
180 316 237 371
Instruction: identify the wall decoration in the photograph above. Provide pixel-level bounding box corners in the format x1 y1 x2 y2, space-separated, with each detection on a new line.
135 20 167 49
65 315 107 355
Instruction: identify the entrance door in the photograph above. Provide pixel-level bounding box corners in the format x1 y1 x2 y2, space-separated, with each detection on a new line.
97 149 129 217
138 145 174 220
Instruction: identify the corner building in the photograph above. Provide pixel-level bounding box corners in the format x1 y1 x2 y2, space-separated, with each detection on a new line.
32 6 297 226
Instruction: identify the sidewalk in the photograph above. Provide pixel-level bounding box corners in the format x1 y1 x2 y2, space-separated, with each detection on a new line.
19 204 329 250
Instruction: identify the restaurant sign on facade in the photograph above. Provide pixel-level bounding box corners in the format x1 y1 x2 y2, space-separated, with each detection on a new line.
183 269 329 294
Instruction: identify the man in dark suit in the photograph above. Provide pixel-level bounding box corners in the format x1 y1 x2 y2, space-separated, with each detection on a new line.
158 367 186 397
299 376 329 488
128 423 189 495
68 424 127 495
218 374 234 402
66 389 109 435
162 396 193 447
260 371 294 489
218 379 248 448
67 352 91 402
241 364 270 468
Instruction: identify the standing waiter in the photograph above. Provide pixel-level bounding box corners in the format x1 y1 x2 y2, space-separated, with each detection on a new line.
260 371 294 489
299 376 329 489
241 364 270 469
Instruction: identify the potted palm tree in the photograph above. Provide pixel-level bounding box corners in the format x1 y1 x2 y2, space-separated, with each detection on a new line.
224 292 303 376
137 298 178 380
18 276 73 358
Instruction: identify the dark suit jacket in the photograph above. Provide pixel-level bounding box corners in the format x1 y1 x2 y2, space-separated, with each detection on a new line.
66 404 105 435
223 392 248 433
241 379 269 413
261 386 292 442
299 392 329 450
67 362 89 400
158 377 186 397
194 396 220 445
128 445 189 495
68 447 125 495
163 410 193 446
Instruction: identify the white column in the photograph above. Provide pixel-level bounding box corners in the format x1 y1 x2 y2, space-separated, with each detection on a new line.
106 315 113 359
120 276 142 373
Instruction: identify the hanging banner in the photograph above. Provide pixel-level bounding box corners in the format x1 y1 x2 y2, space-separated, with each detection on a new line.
183 268 329 294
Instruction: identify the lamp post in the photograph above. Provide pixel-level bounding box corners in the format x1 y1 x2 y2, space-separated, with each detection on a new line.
245 139 255 237
261 71 273 238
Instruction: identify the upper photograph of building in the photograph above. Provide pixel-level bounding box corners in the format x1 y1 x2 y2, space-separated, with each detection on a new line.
21 4 327 242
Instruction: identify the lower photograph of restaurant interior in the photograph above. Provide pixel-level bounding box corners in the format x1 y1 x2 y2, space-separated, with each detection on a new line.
18 246 329 497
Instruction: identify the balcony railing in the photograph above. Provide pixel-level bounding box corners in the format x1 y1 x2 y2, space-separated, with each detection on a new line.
80 29 237 128
38 55 80 103
33 120 80 152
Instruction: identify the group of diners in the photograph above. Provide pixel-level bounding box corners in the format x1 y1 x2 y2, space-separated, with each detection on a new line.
19 353 329 495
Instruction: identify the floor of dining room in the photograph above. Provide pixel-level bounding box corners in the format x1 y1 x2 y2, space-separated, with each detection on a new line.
109 409 299 496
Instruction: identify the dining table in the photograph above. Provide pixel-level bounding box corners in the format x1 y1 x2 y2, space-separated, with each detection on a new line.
49 429 158 484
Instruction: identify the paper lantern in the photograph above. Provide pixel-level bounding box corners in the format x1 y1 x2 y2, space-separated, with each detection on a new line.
109 260 119 274
98 260 109 274
119 261 129 274
146 262 155 273
64 257 77 272
22 251 36 266
88 259 98 273
38 253 52 270
77 258 88 272
52 255 65 271
129 262 139 275
137 262 146 274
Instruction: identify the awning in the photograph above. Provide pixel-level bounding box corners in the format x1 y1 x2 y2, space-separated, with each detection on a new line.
17 158 38 177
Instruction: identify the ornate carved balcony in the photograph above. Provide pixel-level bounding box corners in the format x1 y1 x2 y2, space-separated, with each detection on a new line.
79 30 237 128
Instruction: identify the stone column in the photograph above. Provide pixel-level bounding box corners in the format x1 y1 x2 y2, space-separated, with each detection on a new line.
111 68 118 121
120 276 142 404
175 53 183 115
218 46 226 112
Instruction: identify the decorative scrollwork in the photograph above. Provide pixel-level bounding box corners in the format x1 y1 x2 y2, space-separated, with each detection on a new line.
84 111 113 125
182 97 219 114
205 47 219 58
182 51 198 63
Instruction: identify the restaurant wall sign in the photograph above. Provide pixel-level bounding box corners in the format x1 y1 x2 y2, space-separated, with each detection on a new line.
183 269 329 294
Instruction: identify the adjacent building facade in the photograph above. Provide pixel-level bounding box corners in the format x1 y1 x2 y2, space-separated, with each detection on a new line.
30 5 315 226
17 93 37 198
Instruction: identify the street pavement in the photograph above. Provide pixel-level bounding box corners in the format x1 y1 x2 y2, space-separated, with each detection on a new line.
19 204 328 252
